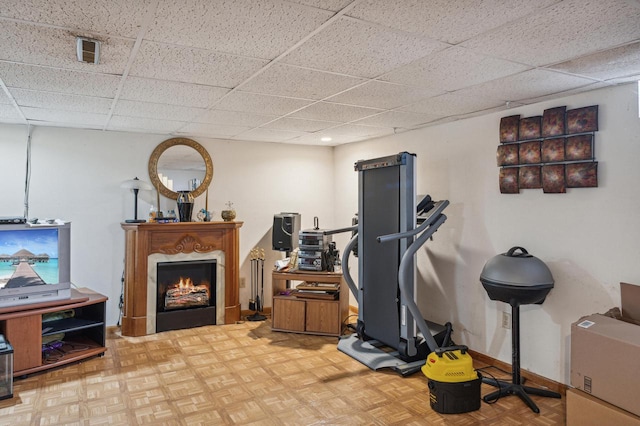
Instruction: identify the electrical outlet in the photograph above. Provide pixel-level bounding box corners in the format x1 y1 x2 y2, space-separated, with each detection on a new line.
240 277 246 288
502 312 511 329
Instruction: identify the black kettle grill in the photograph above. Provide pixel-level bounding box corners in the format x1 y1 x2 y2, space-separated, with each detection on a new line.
479 246 561 413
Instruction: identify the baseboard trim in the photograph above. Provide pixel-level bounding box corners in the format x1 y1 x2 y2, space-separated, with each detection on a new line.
469 349 567 395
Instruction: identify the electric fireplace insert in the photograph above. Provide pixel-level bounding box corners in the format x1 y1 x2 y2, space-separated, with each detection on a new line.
156 259 216 332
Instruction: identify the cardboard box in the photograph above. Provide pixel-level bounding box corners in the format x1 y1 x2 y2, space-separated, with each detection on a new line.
566 388 640 426
570 282 640 417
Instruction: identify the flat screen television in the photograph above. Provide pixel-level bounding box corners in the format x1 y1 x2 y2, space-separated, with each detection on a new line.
0 223 71 308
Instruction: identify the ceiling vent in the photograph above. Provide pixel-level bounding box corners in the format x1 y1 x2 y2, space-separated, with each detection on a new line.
76 37 100 64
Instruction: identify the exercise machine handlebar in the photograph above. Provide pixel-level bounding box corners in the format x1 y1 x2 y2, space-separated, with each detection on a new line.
341 233 359 300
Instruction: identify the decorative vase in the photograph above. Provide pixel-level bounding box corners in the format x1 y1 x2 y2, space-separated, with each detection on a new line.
221 209 236 221
176 191 194 222
221 201 236 221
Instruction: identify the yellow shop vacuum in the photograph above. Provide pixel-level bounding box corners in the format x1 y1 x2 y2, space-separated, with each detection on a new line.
421 345 481 414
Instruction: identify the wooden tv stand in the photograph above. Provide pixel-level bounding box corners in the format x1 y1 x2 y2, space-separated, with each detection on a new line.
0 288 107 377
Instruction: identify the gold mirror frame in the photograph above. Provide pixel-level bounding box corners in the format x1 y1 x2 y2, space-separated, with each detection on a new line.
148 137 213 200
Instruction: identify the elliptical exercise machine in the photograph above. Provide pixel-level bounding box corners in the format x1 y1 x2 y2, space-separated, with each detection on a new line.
336 152 453 375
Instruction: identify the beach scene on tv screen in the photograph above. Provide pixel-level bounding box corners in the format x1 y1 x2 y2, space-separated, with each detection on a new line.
0 228 59 288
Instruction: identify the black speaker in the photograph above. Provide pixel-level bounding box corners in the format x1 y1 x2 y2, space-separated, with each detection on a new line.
272 213 300 251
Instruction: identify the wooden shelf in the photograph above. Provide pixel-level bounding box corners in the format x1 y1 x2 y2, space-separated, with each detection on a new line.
25 337 106 376
42 318 104 336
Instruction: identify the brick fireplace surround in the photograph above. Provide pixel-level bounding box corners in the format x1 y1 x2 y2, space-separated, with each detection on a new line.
121 221 243 336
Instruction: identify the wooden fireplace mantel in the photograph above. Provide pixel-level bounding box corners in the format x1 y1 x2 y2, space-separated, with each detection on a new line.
121 221 243 336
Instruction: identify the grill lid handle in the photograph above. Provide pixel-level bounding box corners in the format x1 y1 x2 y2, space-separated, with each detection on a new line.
506 246 530 257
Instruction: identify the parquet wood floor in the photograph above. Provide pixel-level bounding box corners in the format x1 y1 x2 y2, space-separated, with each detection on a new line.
0 320 565 425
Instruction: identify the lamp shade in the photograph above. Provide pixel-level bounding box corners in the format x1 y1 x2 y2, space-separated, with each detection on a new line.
121 177 152 191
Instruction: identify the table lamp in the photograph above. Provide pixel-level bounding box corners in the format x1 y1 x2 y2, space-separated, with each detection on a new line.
121 177 152 223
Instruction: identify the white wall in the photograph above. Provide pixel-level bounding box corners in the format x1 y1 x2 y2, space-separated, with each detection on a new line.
333 83 640 385
0 125 335 326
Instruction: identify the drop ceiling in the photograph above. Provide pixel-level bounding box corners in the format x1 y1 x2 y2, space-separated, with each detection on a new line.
0 0 639 146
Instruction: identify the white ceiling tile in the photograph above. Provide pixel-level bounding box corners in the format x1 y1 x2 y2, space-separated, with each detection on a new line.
21 106 107 127
0 0 152 38
320 123 393 139
0 104 23 121
326 80 442 109
178 122 252 138
285 0 353 11
283 17 448 78
517 82 611 105
295 123 393 144
262 116 339 132
11 89 112 114
381 46 531 92
606 75 640 85
215 92 313 115
146 0 333 59
107 115 187 133
113 100 205 122
239 64 365 100
347 0 559 44
547 42 640 81
120 77 230 108
234 128 307 142
460 0 640 67
0 89 13 104
0 62 121 97
129 42 269 87
0 21 133 74
290 101 383 122
283 135 332 146
400 89 504 116
353 110 443 129
457 69 598 103
194 109 277 127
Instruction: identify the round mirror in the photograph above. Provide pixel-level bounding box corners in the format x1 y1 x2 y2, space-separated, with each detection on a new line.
149 138 213 200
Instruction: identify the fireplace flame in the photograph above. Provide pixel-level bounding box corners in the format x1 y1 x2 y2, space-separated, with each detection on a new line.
164 277 210 309
175 277 194 291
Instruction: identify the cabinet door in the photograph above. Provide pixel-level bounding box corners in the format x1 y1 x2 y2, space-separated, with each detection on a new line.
305 300 340 334
272 297 306 332
4 315 42 372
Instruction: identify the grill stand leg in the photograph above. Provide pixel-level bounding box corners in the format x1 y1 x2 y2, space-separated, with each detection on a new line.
482 304 561 414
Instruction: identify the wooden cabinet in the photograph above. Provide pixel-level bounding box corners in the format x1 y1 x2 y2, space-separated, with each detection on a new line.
0 288 107 377
271 271 349 337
